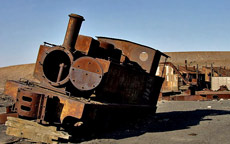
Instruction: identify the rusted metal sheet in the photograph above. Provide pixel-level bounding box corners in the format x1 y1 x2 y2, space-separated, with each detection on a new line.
0 113 18 124
74 35 99 55
95 62 164 105
97 37 169 75
70 57 103 91
197 90 230 99
4 80 22 101
162 95 207 101
15 89 42 118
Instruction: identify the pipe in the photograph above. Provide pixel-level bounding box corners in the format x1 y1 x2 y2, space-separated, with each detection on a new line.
185 60 187 70
62 13 85 52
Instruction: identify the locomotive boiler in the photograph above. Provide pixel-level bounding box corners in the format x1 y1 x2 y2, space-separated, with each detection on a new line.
2 13 168 141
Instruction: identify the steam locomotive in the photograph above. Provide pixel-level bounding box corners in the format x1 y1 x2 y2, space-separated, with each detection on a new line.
3 14 168 134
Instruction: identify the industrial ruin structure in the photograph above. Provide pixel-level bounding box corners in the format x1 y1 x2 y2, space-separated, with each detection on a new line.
157 60 230 101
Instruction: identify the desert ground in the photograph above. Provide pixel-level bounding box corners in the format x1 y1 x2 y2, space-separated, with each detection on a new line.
1 93 230 144
0 51 230 143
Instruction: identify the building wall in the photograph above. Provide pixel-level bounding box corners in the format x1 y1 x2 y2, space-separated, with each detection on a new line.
211 77 230 91
157 65 179 92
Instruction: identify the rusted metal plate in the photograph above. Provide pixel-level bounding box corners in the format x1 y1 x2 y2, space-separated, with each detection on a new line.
97 37 169 75
99 41 114 50
35 46 73 87
96 58 111 73
0 113 18 124
205 94 230 100
74 35 99 55
162 95 207 101
70 57 103 91
4 80 21 101
58 96 86 122
197 90 230 100
96 62 164 105
15 89 42 118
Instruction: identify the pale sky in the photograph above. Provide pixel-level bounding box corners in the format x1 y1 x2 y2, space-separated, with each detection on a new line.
0 0 230 67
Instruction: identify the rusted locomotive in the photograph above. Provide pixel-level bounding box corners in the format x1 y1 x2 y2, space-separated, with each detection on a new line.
2 14 168 139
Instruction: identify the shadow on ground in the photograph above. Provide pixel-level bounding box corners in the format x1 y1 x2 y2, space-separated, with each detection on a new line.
71 109 230 142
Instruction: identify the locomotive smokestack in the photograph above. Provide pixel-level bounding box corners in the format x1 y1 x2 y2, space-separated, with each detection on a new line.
62 13 85 51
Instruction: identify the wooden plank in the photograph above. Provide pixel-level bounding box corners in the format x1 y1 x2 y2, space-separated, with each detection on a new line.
5 117 70 144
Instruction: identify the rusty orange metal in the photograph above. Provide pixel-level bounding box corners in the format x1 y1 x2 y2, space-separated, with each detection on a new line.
0 113 18 124
70 57 103 91
62 14 85 51
15 89 42 118
97 37 169 75
74 35 99 55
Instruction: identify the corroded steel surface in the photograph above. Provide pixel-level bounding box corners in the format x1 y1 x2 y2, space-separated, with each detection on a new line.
70 57 103 91
97 37 169 75
4 80 157 125
34 46 73 87
0 113 18 124
4 80 94 123
15 89 42 118
75 35 99 55
162 95 207 101
62 14 84 51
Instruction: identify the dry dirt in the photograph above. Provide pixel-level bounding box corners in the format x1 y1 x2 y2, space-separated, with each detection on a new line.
0 63 36 88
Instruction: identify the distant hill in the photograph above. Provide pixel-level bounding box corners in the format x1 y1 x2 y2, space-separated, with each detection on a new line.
164 51 230 68
0 63 36 89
